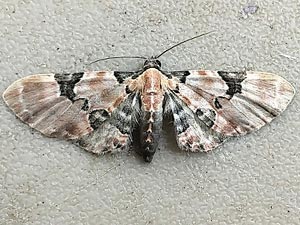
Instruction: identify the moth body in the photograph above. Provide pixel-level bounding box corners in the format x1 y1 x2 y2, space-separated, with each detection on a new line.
138 66 165 162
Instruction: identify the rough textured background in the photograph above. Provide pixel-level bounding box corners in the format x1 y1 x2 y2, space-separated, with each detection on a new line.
0 1 299 224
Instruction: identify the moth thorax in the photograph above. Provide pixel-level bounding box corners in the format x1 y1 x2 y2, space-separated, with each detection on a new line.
142 69 162 93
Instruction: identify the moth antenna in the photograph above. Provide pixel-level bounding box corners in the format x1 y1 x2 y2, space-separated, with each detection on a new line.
155 31 215 59
88 56 147 65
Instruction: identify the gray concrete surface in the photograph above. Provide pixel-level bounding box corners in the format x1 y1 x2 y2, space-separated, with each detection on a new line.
0 0 299 224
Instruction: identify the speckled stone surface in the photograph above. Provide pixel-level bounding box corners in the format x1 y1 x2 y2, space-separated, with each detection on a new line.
0 1 299 224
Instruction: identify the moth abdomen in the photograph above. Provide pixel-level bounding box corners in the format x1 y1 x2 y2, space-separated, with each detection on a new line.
140 111 163 162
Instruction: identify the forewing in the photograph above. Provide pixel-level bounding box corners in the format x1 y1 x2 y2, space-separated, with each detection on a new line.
3 71 138 153
171 70 295 136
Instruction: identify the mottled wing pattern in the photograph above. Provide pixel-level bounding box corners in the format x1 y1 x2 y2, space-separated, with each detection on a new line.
165 70 295 152
3 71 138 154
77 92 140 154
164 92 225 152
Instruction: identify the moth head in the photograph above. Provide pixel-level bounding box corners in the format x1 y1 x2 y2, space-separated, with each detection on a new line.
143 58 162 70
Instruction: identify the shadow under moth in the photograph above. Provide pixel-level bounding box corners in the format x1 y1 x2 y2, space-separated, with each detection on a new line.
3 33 295 162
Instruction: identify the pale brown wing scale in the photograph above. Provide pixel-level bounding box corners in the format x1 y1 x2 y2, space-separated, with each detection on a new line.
3 71 137 154
169 70 295 141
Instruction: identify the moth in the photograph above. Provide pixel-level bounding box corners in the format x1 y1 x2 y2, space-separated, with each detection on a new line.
2 33 295 162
